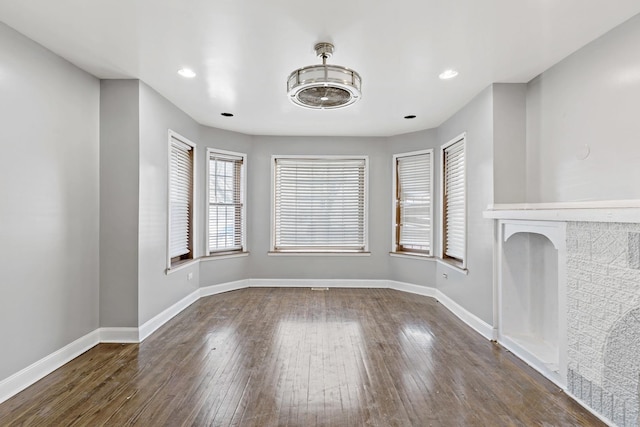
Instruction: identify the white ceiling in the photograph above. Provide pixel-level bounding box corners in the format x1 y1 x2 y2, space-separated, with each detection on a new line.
1 1 639 137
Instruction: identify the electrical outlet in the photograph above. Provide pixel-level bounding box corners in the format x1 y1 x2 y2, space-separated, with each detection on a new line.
187 272 193 281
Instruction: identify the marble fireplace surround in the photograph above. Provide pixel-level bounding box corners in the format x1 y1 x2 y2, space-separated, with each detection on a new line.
484 201 640 427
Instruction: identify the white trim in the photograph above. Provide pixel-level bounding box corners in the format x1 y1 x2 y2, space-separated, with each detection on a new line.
165 258 200 275
0 330 100 405
248 278 387 288
99 327 140 343
138 289 200 342
499 335 562 388
199 280 248 297
200 252 250 261
434 289 494 340
436 258 469 275
389 252 435 261
487 199 640 210
502 220 566 250
388 280 438 298
494 219 568 387
267 251 371 257
484 201 640 223
491 221 500 341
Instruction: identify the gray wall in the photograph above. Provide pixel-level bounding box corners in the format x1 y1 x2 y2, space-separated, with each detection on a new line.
247 136 391 280
436 86 495 324
0 23 100 380
4 9 640 390
526 13 640 202
493 83 527 204
387 129 439 287
100 80 140 327
137 83 201 325
197 126 253 286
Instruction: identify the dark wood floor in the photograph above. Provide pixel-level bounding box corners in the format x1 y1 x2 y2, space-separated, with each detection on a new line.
0 288 603 426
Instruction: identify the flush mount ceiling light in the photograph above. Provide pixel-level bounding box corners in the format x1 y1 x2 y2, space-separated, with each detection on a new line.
287 42 362 109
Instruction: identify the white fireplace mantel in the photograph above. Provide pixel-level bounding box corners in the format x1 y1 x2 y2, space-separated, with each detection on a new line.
485 199 640 426
483 200 640 223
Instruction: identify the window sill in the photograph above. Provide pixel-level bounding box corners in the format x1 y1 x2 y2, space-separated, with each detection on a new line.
268 251 371 257
436 258 468 275
165 258 200 275
201 252 249 261
389 252 434 261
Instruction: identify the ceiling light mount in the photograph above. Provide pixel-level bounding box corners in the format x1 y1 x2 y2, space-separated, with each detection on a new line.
287 42 362 109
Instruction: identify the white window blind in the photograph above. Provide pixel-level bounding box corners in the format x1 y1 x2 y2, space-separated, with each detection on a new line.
208 150 245 254
395 151 432 254
169 137 194 260
273 157 367 252
443 138 465 262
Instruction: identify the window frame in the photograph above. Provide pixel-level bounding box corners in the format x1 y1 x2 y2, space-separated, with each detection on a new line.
206 147 247 256
166 130 197 271
440 133 467 269
391 149 434 257
270 154 369 254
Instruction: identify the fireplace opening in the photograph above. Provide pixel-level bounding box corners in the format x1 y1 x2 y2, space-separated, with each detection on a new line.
501 231 560 376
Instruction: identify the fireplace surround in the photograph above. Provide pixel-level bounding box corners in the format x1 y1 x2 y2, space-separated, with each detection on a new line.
485 201 640 427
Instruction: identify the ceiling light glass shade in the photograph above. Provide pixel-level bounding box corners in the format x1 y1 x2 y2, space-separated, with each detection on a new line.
287 43 362 109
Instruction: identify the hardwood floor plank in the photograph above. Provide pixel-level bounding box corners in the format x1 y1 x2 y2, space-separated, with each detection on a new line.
0 288 604 426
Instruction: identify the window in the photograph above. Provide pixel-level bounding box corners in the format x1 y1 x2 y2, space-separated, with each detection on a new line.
272 156 368 253
393 150 433 256
207 148 246 255
441 134 466 267
167 131 195 269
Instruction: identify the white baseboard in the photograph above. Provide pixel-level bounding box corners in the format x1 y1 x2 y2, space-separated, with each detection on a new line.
138 289 200 342
387 280 493 340
499 335 563 388
248 278 387 288
432 290 494 340
200 279 248 297
99 327 140 343
388 280 438 298
0 330 100 405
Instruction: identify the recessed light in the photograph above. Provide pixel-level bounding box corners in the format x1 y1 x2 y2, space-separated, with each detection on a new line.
320 97 329 101
439 69 459 80
404 115 416 119
221 112 234 117
177 68 196 78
